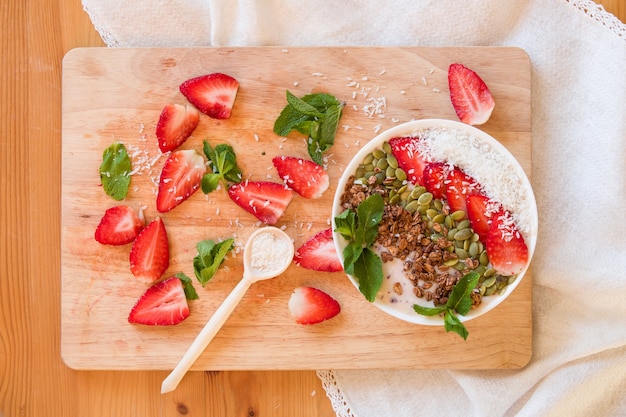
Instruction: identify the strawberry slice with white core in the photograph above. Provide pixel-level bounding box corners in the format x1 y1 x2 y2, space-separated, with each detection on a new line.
128 276 190 325
422 162 449 200
179 73 239 119
448 63 495 125
95 205 144 245
156 149 206 213
227 181 294 225
272 156 329 199
445 167 483 214
294 228 343 272
129 217 169 282
156 103 200 153
466 194 501 243
389 136 428 185
288 286 341 325
485 210 529 276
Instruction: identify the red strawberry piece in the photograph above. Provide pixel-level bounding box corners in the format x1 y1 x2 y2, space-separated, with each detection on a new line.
156 103 200 153
485 210 529 276
448 63 495 125
445 167 483 214
288 286 341 325
95 205 144 245
179 73 239 119
128 276 189 325
422 162 449 199
272 156 329 199
227 181 294 225
466 194 501 242
388 136 428 185
294 228 343 272
129 217 169 282
156 149 206 213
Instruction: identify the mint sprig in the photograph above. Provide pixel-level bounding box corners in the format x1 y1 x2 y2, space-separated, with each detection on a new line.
273 91 344 166
201 141 242 194
193 238 235 286
334 194 384 302
413 272 480 340
99 142 132 200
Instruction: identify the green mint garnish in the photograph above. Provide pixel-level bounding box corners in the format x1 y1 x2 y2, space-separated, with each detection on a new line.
192 238 235 286
334 193 384 302
273 91 344 166
99 142 132 200
174 272 199 301
201 141 242 194
413 272 480 340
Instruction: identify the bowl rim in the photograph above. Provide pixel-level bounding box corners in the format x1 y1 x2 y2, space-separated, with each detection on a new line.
331 118 538 325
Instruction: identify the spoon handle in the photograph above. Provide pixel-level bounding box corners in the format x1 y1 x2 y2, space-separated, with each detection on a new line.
161 277 253 394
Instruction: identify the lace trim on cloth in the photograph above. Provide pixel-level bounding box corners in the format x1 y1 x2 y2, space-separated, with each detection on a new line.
316 371 356 417
566 0 626 38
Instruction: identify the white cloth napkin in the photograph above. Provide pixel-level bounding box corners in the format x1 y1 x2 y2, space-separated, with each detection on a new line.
82 0 626 415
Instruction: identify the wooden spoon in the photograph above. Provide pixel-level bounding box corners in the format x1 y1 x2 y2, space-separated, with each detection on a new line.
161 226 294 394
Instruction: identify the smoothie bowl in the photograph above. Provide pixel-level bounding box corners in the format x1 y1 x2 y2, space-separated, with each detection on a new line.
331 119 537 330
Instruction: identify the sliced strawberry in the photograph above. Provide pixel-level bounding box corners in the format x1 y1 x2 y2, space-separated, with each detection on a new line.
156 149 206 213
95 205 144 245
485 210 529 276
128 276 189 325
129 217 169 282
272 156 329 199
288 286 341 325
466 194 501 242
227 181 293 225
448 63 495 125
294 228 343 272
445 167 483 214
388 136 428 185
179 73 239 119
422 162 449 199
156 103 200 153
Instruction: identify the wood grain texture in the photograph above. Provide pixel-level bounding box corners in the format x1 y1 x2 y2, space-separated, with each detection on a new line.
1 0 623 416
61 46 532 371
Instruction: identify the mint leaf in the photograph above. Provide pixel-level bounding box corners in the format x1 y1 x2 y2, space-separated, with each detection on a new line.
99 142 132 200
356 193 384 246
413 304 447 316
412 272 479 340
286 90 324 118
334 209 357 241
446 272 480 312
193 238 235 286
273 91 344 166
175 272 199 301
202 141 242 194
444 310 468 340
351 247 383 302
334 194 385 302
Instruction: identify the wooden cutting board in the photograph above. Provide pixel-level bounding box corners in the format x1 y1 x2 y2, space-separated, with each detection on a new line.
61 46 532 371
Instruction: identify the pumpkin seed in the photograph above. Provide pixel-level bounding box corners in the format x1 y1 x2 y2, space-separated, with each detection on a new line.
376 158 388 170
362 153 374 165
387 153 398 169
382 141 391 154
410 186 426 200
455 248 469 260
479 251 489 266
404 200 419 213
417 192 433 205
468 241 479 257
454 228 473 241
389 193 401 205
451 210 466 221
485 284 497 296
395 168 407 182
456 219 471 230
372 149 386 159
443 258 459 267
432 213 445 224
483 276 496 288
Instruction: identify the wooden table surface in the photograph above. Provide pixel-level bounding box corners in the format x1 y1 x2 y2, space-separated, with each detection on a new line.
1 1 623 416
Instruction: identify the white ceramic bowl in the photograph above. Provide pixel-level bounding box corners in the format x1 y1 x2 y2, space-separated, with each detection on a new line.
332 119 538 325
